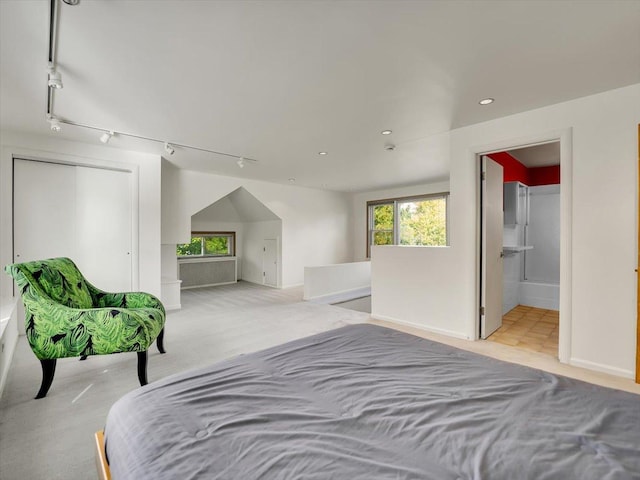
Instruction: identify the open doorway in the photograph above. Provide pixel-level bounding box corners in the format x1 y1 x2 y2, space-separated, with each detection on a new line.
480 142 561 357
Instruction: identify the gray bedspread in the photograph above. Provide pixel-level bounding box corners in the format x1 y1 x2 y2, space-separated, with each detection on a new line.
104 324 640 479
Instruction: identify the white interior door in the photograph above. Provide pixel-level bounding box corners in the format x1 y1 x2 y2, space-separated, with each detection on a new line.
75 167 132 291
13 159 132 291
481 156 504 339
13 159 77 263
263 239 277 287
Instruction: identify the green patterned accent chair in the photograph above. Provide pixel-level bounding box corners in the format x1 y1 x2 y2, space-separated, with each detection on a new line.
5 257 166 399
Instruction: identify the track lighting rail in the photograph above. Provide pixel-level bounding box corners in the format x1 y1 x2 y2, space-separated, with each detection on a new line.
45 0 257 166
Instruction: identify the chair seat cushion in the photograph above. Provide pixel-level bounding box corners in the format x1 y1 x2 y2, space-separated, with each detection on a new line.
26 306 165 359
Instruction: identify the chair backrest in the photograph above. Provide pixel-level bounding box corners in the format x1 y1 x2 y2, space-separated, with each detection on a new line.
5 257 93 309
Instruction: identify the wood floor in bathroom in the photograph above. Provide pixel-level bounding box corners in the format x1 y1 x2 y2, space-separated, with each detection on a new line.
487 305 559 357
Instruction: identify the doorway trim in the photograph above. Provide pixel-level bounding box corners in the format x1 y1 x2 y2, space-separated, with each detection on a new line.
636 124 640 383
475 128 572 364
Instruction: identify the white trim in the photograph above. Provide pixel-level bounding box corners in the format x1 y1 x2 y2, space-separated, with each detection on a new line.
280 283 304 289
305 286 371 304
181 280 237 290
473 127 573 364
178 256 237 264
569 357 634 379
163 303 182 311
371 314 470 340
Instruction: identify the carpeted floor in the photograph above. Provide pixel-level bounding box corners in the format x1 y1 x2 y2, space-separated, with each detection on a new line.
0 281 369 480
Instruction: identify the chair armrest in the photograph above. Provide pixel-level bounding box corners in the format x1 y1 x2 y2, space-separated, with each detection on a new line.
87 283 165 313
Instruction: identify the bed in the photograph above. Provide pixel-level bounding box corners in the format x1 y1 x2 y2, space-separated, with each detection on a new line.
101 324 640 479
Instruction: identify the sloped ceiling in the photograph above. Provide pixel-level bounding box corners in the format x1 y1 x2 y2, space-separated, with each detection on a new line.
193 187 280 224
1 1 638 192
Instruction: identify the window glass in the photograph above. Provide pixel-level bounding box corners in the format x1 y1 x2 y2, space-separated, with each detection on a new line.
399 197 447 246
371 203 394 246
204 236 230 255
367 194 448 257
177 232 235 257
177 237 202 256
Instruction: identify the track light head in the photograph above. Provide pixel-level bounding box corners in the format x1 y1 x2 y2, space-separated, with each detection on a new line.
164 143 175 155
100 131 114 144
237 157 245 168
47 63 63 89
48 116 61 132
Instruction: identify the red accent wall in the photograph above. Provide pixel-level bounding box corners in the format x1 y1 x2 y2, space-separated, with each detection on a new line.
529 165 560 186
487 152 530 184
487 152 560 186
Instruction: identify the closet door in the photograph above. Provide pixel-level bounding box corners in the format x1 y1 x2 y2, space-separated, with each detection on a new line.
75 167 132 292
13 159 132 291
13 159 77 263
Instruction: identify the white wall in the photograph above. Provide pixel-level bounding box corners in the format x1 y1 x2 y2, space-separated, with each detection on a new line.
161 159 188 245
372 83 640 378
372 246 467 338
1 132 163 300
304 261 371 302
351 181 451 261
163 169 352 288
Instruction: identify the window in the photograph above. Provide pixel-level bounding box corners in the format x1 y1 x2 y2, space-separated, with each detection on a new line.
177 232 236 257
367 193 448 257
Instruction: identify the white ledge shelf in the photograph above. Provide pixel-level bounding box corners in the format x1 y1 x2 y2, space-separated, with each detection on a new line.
503 245 534 254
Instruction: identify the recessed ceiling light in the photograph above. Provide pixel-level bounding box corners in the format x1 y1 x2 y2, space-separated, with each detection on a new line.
381 130 392 135
318 151 328 156
479 98 494 105
288 178 296 183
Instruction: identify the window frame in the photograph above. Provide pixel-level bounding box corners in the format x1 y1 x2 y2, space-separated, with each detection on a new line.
177 231 236 258
366 192 449 258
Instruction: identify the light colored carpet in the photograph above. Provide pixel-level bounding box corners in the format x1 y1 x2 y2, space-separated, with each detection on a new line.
0 281 369 480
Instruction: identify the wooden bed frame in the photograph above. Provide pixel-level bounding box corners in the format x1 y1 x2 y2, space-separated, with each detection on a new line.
94 430 111 480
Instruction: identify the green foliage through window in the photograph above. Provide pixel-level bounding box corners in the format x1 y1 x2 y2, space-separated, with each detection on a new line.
367 194 448 256
177 233 234 257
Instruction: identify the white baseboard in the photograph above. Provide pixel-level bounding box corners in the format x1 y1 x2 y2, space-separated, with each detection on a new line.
181 280 237 290
164 304 181 311
280 283 303 289
569 357 634 379
371 313 470 340
305 286 371 304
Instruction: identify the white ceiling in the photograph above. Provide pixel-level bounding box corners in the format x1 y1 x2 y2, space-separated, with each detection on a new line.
508 142 560 168
1 1 639 192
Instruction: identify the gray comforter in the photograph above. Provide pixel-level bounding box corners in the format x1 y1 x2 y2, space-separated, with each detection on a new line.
105 324 640 479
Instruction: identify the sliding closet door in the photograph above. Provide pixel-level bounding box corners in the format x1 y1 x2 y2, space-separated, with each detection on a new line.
13 158 132 292
13 159 77 263
75 167 132 292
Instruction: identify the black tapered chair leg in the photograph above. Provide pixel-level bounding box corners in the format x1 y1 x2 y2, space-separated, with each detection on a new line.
137 351 148 386
156 328 166 354
79 355 88 361
35 359 57 399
